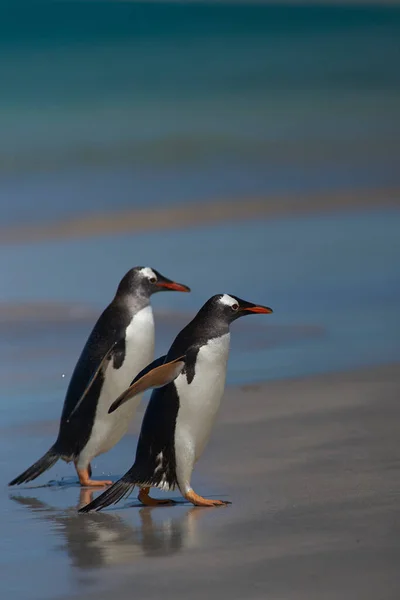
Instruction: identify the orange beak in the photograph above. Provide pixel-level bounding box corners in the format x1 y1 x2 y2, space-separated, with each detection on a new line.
156 281 191 292
242 305 273 314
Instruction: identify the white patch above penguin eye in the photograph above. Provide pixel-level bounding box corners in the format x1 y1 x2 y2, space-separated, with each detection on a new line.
140 267 157 282
219 294 238 308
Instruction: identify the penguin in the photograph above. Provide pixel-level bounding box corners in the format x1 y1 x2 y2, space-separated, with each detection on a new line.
79 293 272 512
9 266 190 489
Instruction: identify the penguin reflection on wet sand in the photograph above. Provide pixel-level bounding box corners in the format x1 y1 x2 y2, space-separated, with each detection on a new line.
10 492 205 567
80 294 272 512
9 267 190 490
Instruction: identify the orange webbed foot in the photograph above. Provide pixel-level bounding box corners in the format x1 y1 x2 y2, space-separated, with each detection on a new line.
138 487 176 506
76 466 112 487
184 489 231 507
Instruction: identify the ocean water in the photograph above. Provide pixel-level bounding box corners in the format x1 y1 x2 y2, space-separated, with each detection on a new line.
0 3 399 224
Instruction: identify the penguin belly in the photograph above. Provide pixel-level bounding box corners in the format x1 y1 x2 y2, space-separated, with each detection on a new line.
77 306 154 468
174 333 230 487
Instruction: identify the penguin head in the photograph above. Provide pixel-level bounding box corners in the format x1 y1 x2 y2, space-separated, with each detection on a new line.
116 267 190 299
205 294 273 324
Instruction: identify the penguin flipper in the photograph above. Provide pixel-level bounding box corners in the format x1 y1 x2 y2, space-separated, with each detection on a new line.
65 338 125 423
129 355 167 387
108 355 185 414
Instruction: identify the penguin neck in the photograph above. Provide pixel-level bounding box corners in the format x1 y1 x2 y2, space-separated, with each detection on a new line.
193 317 229 342
115 291 151 319
169 313 230 359
191 309 230 340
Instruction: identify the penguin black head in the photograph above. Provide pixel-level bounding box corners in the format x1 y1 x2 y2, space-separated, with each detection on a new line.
116 267 190 299
202 294 273 324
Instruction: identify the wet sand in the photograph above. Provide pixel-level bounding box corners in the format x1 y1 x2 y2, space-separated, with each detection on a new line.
6 363 400 600
1 186 400 244
1 196 399 599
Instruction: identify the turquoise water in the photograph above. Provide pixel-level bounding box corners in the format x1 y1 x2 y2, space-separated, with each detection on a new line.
1 3 399 223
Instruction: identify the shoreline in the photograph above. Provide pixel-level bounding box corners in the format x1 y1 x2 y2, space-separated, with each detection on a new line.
1 186 399 245
4 363 399 600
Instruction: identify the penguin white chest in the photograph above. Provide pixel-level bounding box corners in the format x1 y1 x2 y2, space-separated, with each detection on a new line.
105 305 155 399
79 306 155 465
174 333 230 463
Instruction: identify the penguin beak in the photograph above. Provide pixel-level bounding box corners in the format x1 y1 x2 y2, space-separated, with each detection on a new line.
156 278 190 292
242 305 273 314
240 302 273 314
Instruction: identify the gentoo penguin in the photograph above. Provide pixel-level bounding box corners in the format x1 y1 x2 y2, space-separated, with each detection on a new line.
9 267 190 489
79 293 272 512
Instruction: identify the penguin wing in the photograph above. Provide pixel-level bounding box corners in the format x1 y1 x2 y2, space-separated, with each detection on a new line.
65 338 125 423
129 355 167 387
108 355 186 414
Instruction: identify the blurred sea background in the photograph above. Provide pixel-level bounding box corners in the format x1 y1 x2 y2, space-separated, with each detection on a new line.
1 2 400 423
2 2 400 219
0 0 399 411
0 4 400 598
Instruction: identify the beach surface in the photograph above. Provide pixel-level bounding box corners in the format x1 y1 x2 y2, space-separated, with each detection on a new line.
4 363 399 600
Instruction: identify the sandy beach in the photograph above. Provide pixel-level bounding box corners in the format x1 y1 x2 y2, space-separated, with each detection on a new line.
74 364 400 600
4 363 398 600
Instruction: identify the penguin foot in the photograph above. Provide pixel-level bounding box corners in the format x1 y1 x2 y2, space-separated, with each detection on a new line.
83 479 113 487
184 490 231 507
76 467 112 487
138 486 176 506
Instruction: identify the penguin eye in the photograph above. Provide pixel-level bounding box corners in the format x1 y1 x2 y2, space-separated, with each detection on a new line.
231 303 239 311
149 277 157 284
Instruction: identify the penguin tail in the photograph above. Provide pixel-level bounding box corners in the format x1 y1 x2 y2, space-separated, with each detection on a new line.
78 474 135 513
8 446 60 486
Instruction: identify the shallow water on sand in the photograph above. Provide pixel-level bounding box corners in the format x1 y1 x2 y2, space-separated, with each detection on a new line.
3 365 400 600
